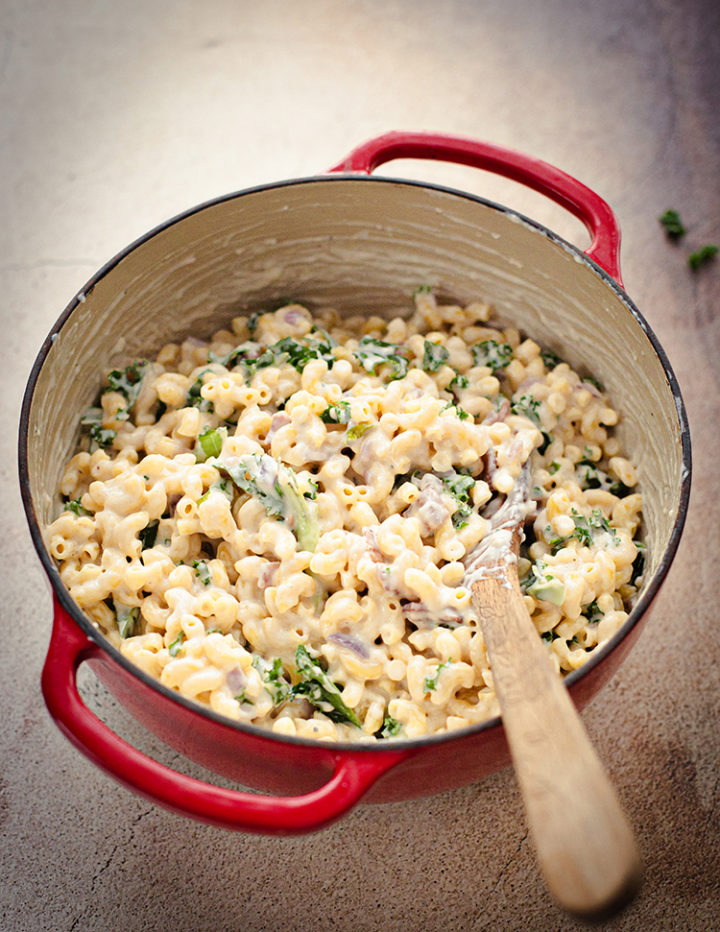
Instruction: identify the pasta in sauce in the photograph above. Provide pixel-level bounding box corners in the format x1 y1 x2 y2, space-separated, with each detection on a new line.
46 291 643 742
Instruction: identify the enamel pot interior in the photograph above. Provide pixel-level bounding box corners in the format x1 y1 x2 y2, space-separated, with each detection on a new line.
24 176 689 800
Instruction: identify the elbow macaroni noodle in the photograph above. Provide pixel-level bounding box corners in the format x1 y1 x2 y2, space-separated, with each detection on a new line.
47 291 644 742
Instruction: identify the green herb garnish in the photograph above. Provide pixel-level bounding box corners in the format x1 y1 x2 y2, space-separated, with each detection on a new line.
540 348 562 370
168 631 186 657
582 601 603 624
688 244 718 270
659 209 686 239
423 659 452 693
186 368 214 411
375 715 401 738
321 400 351 424
192 559 211 586
215 454 319 550
64 498 91 516
253 656 293 706
104 360 148 419
449 372 469 392
511 394 541 425
115 602 140 639
440 471 476 529
549 509 618 554
139 519 159 550
89 424 116 449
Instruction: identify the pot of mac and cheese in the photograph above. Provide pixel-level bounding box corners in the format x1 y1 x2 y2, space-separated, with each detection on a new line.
20 132 690 832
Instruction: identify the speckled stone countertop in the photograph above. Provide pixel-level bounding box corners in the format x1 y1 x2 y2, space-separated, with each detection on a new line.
2 2 718 929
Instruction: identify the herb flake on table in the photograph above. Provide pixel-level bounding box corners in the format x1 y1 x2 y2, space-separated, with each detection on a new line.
688 244 718 270
659 209 686 239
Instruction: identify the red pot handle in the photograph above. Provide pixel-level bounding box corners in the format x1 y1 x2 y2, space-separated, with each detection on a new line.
42 598 406 833
328 131 623 285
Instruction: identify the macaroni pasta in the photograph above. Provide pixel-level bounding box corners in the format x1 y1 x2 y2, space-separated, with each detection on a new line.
46 291 644 742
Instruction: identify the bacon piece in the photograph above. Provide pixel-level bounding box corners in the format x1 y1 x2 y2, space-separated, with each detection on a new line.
402 601 463 629
258 561 280 588
406 474 452 537
267 412 291 442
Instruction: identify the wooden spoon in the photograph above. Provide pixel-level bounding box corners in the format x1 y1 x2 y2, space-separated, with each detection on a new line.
465 466 642 918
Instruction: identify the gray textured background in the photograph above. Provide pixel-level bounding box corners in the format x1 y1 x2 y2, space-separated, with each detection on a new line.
2 1 718 929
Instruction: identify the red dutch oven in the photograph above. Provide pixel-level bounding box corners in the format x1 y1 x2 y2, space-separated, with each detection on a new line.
19 132 691 834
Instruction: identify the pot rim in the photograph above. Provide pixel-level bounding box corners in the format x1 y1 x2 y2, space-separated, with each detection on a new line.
19 172 692 754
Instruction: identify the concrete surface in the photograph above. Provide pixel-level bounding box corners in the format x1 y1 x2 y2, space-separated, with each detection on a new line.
2 1 718 930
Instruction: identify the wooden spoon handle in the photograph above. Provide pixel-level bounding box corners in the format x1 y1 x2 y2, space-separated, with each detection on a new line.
473 579 642 917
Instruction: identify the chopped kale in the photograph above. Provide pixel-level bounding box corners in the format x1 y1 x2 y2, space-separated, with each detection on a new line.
271 332 334 372
541 629 560 643
511 393 541 425
215 453 319 550
540 348 562 370
422 340 449 372
321 400 351 424
139 519 159 550
104 360 149 418
211 342 275 376
448 372 469 392
80 405 115 450
89 424 116 449
441 401 470 421
293 645 361 726
64 498 91 516
247 312 260 336
354 336 410 381
186 368 214 411
253 656 293 706
549 509 618 554
114 601 140 639
471 340 513 372
439 471 476 529
582 601 603 624
375 715 401 739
